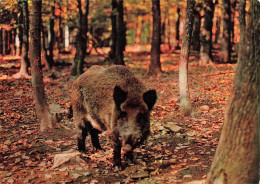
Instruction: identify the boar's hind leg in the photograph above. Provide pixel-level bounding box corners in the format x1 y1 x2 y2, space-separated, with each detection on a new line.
78 127 88 152
90 128 102 151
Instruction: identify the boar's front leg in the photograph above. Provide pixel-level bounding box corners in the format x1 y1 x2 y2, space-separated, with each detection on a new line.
111 133 122 167
124 150 134 164
113 143 122 167
78 126 88 152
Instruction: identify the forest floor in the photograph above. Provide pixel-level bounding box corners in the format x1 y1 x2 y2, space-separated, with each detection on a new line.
0 46 236 183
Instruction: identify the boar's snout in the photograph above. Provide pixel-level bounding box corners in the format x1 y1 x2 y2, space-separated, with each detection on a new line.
120 130 142 149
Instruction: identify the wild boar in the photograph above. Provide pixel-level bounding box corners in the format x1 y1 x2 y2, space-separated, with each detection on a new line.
71 65 157 167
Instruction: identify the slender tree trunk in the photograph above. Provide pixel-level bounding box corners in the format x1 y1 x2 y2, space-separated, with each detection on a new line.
220 0 232 63
230 0 237 45
65 25 69 51
179 0 194 116
30 0 54 131
18 9 23 56
13 0 30 78
161 10 166 44
109 0 117 60
58 4 64 53
149 0 162 75
135 15 143 45
175 6 181 49
238 0 245 64
45 4 55 70
166 0 171 50
214 16 221 43
71 0 89 76
0 28 2 54
2 29 5 55
192 3 202 51
206 1 259 182
115 0 125 65
199 0 215 65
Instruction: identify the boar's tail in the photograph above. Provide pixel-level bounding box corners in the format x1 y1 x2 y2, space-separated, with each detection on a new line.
68 104 73 119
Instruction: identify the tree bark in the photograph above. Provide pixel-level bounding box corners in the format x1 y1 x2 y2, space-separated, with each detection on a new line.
30 0 54 131
0 28 2 54
135 15 143 45
44 4 55 70
237 0 245 64
206 1 259 182
109 0 117 60
175 6 181 49
179 0 194 116
18 1 23 56
149 0 162 75
220 0 232 63
230 0 237 45
13 0 30 78
115 0 125 65
199 0 215 65
214 16 221 43
192 3 202 51
71 0 89 76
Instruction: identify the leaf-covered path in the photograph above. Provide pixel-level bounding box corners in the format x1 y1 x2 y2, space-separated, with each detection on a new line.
0 50 235 183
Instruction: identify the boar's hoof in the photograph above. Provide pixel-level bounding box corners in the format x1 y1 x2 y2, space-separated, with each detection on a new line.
78 139 86 153
124 152 134 165
91 146 104 153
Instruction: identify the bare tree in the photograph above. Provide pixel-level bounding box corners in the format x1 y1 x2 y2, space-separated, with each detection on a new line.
13 0 30 78
149 0 162 75
199 0 215 65
71 0 89 76
206 0 259 182
30 0 55 131
179 0 194 116
220 0 232 63
115 0 125 65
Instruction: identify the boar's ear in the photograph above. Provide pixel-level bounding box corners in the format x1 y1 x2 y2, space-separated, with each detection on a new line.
113 86 128 110
143 90 157 111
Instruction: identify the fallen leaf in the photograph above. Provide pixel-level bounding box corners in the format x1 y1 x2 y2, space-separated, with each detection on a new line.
164 122 182 132
51 152 81 169
199 105 210 112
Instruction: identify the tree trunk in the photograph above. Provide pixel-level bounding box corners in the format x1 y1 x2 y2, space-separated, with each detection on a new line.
199 0 214 65
0 28 2 54
179 0 194 116
45 4 55 70
230 0 237 45
71 0 89 76
13 0 30 78
149 0 162 75
175 6 181 49
214 16 221 43
206 1 259 182
115 0 125 65
166 0 171 50
18 4 23 56
135 15 143 45
109 0 117 60
220 0 232 63
2 29 5 55
191 3 202 51
64 25 70 51
30 0 54 131
237 0 245 64
58 4 64 53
